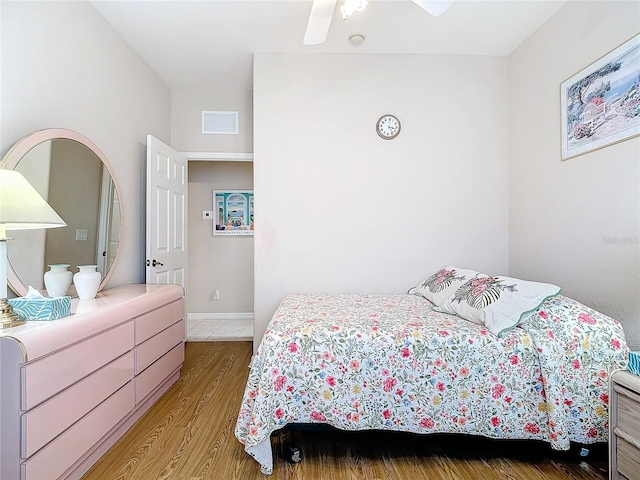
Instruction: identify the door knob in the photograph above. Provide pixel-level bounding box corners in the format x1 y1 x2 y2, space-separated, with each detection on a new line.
146 259 164 267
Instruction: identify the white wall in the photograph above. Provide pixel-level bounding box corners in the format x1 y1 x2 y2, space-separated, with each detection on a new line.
7 2 634 352
509 1 640 348
253 53 510 346
1 1 171 288
171 87 253 153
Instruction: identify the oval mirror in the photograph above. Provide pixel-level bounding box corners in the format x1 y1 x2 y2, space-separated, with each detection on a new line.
2 129 122 297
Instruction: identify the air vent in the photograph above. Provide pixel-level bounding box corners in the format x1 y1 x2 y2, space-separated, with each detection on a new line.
202 111 238 135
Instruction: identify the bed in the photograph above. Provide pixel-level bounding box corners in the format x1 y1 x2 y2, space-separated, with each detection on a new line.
235 268 628 474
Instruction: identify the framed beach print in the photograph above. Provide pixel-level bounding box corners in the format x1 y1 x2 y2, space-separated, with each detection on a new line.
213 190 254 236
561 34 640 160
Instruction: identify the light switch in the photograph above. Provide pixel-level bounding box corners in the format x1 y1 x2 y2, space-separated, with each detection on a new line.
76 228 88 241
202 210 213 219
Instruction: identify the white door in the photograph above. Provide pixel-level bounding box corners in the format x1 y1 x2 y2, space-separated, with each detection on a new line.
146 135 188 297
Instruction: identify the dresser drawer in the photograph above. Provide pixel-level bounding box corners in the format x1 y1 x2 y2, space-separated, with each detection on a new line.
136 342 184 404
135 319 184 374
21 381 134 480
21 351 134 458
617 435 640 480
21 322 134 410
617 385 640 441
20 321 133 410
135 299 184 345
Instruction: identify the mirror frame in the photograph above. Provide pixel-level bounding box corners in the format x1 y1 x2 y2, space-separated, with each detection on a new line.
2 128 123 296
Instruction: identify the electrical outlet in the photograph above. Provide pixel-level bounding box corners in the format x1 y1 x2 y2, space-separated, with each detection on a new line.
203 210 213 219
213 288 220 300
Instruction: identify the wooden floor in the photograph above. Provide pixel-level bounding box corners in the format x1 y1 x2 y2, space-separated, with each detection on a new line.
82 342 609 480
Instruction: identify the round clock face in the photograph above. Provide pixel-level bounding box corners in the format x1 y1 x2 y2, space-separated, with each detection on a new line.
376 114 401 140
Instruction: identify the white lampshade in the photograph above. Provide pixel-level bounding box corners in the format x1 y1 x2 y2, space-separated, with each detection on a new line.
0 168 66 231
0 165 66 328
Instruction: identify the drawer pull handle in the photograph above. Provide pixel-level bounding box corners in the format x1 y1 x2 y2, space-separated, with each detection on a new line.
614 384 640 404
614 427 640 450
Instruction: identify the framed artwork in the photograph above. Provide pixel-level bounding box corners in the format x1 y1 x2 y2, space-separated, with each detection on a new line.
561 34 640 160
213 190 254 236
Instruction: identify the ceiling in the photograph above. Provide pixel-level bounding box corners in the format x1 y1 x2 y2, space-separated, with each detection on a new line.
89 0 567 91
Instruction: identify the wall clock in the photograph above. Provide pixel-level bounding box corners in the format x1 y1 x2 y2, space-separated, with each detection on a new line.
376 114 401 140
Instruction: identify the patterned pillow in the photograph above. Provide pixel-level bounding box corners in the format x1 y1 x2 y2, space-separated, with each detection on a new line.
409 266 478 307
440 274 561 336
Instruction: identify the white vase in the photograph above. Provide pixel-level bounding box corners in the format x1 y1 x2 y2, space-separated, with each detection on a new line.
44 264 73 297
73 265 101 300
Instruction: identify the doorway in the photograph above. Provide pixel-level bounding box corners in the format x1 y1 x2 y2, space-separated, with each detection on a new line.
186 160 254 341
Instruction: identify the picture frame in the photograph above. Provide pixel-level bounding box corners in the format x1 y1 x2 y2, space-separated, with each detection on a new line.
213 190 254 236
561 34 640 160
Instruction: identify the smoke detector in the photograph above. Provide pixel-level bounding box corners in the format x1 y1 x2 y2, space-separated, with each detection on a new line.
348 33 365 46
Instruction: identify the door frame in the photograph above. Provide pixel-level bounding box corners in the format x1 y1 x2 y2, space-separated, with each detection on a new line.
180 151 254 332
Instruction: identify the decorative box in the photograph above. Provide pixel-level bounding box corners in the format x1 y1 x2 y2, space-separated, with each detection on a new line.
628 351 640 376
8 296 72 321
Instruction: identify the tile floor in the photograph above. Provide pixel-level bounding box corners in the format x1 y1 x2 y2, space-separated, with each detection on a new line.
186 317 253 341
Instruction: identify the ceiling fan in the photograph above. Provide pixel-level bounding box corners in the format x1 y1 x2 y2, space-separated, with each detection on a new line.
303 0 455 45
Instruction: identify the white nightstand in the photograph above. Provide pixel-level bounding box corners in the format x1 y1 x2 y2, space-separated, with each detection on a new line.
609 369 640 480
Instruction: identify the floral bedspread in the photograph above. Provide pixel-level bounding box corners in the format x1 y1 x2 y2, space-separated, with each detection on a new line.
235 294 627 474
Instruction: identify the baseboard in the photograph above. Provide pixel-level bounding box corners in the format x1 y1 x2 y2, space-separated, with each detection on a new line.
187 312 253 322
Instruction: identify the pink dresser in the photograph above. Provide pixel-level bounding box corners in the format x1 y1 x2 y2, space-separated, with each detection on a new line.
0 284 185 480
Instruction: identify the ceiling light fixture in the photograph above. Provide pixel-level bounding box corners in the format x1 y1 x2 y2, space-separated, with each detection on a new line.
412 0 455 17
341 0 368 20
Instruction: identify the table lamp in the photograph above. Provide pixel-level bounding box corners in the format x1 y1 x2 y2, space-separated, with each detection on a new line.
0 160 66 328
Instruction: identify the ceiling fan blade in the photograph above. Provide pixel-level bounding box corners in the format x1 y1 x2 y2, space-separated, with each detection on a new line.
411 0 455 17
303 0 338 45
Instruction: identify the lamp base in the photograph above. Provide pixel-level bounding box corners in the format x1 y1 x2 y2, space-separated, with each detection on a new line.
0 298 26 329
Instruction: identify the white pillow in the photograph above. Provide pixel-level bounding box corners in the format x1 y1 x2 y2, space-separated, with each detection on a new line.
440 274 561 336
410 266 478 307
